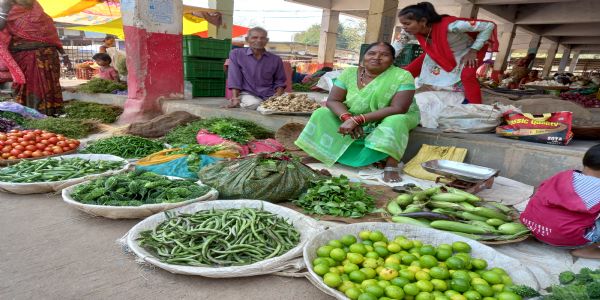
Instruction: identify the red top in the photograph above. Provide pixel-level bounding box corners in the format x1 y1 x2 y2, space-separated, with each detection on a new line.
520 170 600 246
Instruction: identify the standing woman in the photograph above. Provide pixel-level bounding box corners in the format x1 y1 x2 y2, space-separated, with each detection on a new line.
0 0 71 116
398 2 498 104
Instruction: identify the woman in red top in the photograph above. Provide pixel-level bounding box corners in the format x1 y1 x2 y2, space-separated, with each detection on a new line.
520 144 600 258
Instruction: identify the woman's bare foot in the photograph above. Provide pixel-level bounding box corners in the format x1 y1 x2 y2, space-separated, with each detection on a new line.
571 245 600 259
383 157 402 183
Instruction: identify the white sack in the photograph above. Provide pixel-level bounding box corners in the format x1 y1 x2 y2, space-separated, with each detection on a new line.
315 70 342 92
124 199 324 278
414 91 465 128
0 154 129 195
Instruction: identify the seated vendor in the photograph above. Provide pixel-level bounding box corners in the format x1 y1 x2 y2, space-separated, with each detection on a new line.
295 42 420 183
224 27 286 110
519 70 540 87
520 144 600 258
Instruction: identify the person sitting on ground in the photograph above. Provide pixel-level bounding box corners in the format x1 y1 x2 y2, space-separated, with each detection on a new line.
92 53 119 82
224 27 286 109
520 144 600 259
295 42 420 183
519 70 540 87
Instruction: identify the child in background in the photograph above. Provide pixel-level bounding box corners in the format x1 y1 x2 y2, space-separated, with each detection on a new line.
92 53 119 82
520 144 600 258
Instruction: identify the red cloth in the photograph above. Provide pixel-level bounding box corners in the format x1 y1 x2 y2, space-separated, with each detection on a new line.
196 129 285 157
414 16 498 73
520 170 600 247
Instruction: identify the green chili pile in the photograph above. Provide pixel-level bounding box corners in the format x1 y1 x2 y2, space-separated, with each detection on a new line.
138 207 301 266
82 135 164 158
71 170 211 206
0 157 124 183
64 100 123 124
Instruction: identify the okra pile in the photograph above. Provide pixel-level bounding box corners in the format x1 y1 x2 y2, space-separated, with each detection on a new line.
386 186 530 242
70 170 211 206
0 157 124 183
138 208 301 266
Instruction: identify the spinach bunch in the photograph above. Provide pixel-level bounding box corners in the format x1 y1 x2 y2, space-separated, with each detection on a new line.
293 175 375 218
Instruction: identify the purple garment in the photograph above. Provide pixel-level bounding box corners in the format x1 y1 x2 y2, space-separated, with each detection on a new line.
226 47 287 99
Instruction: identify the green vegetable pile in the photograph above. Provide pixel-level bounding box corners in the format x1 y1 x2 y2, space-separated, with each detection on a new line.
64 100 123 123
138 207 301 266
506 285 540 298
293 175 375 218
166 144 224 173
77 78 127 94
71 170 211 206
164 117 273 145
0 157 124 183
0 111 25 126
542 268 600 300
83 135 164 159
207 119 253 144
384 186 530 242
24 117 95 139
292 82 313 92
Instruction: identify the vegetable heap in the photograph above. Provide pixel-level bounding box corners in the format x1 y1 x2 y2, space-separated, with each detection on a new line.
77 78 127 94
260 93 321 112
164 117 272 145
312 231 524 300
207 120 253 144
0 117 20 132
138 207 301 266
64 100 123 123
0 111 25 126
83 135 164 159
385 186 530 242
292 82 313 92
71 170 211 206
166 144 224 173
293 175 376 218
24 118 95 139
542 268 600 300
0 157 124 183
0 129 80 160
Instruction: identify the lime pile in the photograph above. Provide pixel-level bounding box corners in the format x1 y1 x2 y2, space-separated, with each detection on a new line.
311 230 523 300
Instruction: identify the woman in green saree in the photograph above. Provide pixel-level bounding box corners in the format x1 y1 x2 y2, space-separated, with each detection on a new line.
295 42 420 183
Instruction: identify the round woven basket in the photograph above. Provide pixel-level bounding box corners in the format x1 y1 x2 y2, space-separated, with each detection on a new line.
572 120 600 140
275 122 305 151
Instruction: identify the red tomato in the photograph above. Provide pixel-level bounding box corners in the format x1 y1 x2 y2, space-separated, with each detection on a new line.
9 129 18 134
42 151 51 156
23 134 34 141
14 145 24 151
57 135 66 141
1 152 9 159
62 146 71 152
7 156 16 160
0 134 6 141
17 138 24 143
22 150 32 158
5 138 15 145
0 141 4 147
2 146 11 153
56 141 67 147
36 143 45 150
52 147 63 154
17 153 26 159
68 143 77 149
40 139 49 145
33 129 43 135
25 145 37 151
10 149 21 156
48 137 58 144
31 150 42 158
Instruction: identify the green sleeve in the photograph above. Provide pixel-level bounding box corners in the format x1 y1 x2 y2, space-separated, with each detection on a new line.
396 70 416 92
333 67 356 91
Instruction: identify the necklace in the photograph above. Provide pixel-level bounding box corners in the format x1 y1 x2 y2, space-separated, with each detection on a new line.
424 26 432 43
359 68 378 87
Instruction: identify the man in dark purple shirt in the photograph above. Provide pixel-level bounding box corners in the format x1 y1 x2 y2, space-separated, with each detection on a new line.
225 27 287 109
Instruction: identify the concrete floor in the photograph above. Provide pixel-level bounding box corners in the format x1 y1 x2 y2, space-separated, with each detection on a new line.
0 192 332 300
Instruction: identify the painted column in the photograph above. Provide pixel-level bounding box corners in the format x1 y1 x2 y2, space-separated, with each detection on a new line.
568 49 581 73
208 0 233 39
119 0 184 123
365 0 399 44
542 42 559 77
491 23 516 81
317 9 339 68
557 46 571 73
459 3 479 19
527 34 542 69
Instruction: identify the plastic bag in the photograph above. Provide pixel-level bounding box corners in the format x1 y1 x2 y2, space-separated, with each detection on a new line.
0 102 46 119
438 104 505 133
315 70 342 92
135 149 224 179
198 154 324 203
496 111 574 145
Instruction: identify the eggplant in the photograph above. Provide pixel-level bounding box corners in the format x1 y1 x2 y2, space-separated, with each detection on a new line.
397 211 455 221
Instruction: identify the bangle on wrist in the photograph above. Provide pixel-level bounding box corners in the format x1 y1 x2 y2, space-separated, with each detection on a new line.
339 113 352 122
350 117 360 126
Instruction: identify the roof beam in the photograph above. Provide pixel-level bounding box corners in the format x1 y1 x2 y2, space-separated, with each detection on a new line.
515 0 600 24
560 37 600 45
540 23 600 37
479 5 518 23
572 44 600 51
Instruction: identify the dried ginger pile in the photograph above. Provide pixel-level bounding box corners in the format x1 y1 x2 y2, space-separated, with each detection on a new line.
261 94 321 112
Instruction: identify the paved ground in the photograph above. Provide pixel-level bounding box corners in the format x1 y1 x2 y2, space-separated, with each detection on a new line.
0 192 332 300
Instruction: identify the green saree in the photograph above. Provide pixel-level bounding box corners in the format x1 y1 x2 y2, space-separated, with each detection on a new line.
295 66 420 167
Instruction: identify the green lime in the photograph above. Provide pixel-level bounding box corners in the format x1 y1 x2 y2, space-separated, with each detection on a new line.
398 269 416 281
390 276 410 287
387 242 402 253
357 293 378 300
415 279 434 292
341 234 358 246
469 272 481 280
490 267 507 276
364 284 385 297
345 287 362 300
450 278 471 293
403 283 421 296
471 258 487 270
379 267 399 280
445 290 460 297
362 258 378 269
385 255 401 265
401 254 418 265
416 291 435 300
415 270 431 281
330 248 347 261
347 252 365 265
362 240 374 246
451 270 471 281
452 241 472 253
323 272 342 288
436 248 453 261
349 243 368 255
445 257 466 270
361 279 379 289
471 278 488 286
365 251 380 259
384 263 401 271
317 245 334 257
420 245 437 256
312 257 329 267
492 284 505 293
348 270 367 283
385 285 405 300
501 275 513 285
328 239 344 248
344 263 360 274
369 231 385 242
398 239 415 250
481 271 503 285
473 284 494 297
359 230 372 240
313 263 329 276
429 267 450 280
435 295 451 300
430 279 448 291
375 246 390 257
378 280 392 288
463 290 482 300
360 267 377 279
419 255 439 268
339 280 355 293
496 291 522 300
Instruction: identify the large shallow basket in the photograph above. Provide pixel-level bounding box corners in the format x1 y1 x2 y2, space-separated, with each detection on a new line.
275 122 305 151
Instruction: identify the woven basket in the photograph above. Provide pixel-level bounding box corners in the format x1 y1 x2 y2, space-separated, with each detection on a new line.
275 122 305 151
572 120 600 140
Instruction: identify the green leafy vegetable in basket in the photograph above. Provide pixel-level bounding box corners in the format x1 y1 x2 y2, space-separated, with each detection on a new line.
70 170 211 206
24 117 96 139
164 117 273 145
293 175 376 218
82 135 164 159
77 78 127 94
207 120 253 144
64 100 123 123
543 268 600 300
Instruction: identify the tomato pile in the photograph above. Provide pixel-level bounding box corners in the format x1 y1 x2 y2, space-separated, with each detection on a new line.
0 130 80 160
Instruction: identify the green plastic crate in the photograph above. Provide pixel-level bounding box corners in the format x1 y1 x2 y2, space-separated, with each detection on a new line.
183 57 226 79
183 36 231 59
188 78 226 97
394 44 423 67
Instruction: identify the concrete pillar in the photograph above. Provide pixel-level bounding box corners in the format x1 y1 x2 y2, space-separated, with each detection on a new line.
120 0 184 123
365 0 399 44
527 34 541 69
208 0 233 39
542 42 559 78
459 3 479 19
569 50 581 73
491 23 516 81
318 9 339 68
557 46 571 73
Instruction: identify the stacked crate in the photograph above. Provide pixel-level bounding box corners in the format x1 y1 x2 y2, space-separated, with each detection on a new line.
183 36 231 97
